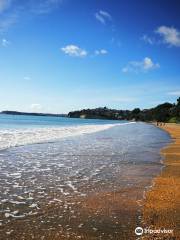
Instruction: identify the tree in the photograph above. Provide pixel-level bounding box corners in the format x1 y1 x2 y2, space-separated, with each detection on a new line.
132 108 141 115
177 97 180 106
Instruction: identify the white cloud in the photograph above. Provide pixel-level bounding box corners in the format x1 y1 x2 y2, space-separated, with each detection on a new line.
0 0 11 13
1 38 10 47
61 45 87 57
168 91 180 96
95 10 112 24
94 49 108 55
122 57 160 73
30 104 42 112
143 57 159 70
156 26 180 47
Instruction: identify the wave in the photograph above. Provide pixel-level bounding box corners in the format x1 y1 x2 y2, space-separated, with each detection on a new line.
0 122 135 150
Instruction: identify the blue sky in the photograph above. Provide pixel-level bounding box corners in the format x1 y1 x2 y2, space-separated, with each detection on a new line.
0 0 180 113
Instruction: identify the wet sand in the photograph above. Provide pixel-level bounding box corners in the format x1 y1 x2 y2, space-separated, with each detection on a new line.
143 124 180 239
0 155 151 240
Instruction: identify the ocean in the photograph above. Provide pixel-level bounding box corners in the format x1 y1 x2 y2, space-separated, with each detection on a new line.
0 114 129 150
0 114 171 239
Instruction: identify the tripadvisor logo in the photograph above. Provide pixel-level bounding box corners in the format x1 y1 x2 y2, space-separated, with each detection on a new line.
135 227 174 236
135 227 143 236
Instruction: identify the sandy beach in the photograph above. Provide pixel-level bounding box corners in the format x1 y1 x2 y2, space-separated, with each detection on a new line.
143 123 180 239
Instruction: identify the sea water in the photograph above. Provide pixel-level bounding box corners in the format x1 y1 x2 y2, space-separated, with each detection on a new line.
0 114 129 150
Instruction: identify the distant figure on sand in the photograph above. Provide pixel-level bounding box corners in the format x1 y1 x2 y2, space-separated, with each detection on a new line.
157 122 166 126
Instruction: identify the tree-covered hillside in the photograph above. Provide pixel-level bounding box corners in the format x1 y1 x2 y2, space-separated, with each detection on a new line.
68 97 180 123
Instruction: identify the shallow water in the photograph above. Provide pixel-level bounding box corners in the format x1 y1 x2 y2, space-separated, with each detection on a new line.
0 122 171 239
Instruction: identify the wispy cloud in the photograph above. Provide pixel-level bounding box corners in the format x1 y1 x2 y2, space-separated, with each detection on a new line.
168 91 180 96
99 10 112 20
0 13 17 32
94 49 108 55
122 57 160 73
95 10 112 24
61 44 87 57
155 26 180 47
0 0 63 32
30 0 63 15
1 38 10 46
0 0 19 33
0 0 11 13
141 34 154 45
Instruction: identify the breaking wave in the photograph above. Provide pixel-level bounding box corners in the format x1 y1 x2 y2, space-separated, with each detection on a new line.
0 122 135 150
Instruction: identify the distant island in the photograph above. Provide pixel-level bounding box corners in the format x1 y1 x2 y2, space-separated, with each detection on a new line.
1 111 67 118
68 97 180 123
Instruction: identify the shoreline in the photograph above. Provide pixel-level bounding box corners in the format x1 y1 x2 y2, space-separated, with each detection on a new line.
142 123 180 239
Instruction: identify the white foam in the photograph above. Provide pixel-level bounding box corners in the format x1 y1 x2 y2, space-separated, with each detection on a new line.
66 181 77 191
0 122 135 150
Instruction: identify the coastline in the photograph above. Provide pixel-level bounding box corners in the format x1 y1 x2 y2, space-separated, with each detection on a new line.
142 123 180 239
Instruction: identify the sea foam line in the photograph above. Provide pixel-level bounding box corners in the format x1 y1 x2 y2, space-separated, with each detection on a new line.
0 122 135 150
